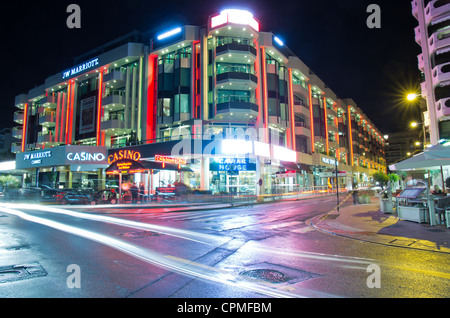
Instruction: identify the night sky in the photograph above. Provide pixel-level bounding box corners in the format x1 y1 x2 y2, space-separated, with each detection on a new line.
2 0 421 134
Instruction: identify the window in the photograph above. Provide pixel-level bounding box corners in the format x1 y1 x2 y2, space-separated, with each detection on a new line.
174 94 189 113
158 98 171 117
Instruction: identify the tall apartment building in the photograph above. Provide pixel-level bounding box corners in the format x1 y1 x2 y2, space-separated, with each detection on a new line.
12 9 386 194
412 0 450 143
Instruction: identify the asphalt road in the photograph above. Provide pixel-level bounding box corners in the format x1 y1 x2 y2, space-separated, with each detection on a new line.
0 195 448 298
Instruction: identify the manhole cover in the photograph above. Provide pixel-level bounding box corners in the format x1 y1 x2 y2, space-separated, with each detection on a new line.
240 269 288 283
238 262 321 284
0 263 47 284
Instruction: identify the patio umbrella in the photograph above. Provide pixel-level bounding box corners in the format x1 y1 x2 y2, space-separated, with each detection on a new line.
389 142 450 192
389 142 450 171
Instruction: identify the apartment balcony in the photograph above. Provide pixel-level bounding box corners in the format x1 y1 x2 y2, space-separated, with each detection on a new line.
418 53 425 72
100 112 131 135
326 107 337 118
11 142 22 154
41 95 57 108
432 62 450 87
294 104 310 118
215 95 258 118
415 26 422 46
15 94 28 109
292 84 308 99
103 70 126 89
327 125 338 134
13 111 24 124
412 0 419 19
102 91 126 111
12 126 23 139
215 42 257 64
39 112 56 127
436 96 450 118
421 81 428 98
428 31 450 55
37 132 54 144
216 68 258 90
425 0 450 25
294 123 311 138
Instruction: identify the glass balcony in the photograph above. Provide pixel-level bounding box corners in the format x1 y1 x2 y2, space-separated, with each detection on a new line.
13 111 24 124
11 142 21 154
39 112 56 127
15 94 28 109
102 90 126 111
12 126 23 139
216 95 258 117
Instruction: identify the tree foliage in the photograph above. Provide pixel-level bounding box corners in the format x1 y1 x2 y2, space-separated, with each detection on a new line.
373 171 389 188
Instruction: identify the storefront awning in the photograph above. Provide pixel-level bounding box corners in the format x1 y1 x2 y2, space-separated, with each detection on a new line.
280 161 312 173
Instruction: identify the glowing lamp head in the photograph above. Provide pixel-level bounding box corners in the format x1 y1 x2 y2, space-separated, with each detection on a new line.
406 93 417 101
410 122 418 128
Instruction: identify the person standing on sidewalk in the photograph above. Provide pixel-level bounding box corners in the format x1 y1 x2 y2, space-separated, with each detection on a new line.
352 189 358 205
130 183 139 204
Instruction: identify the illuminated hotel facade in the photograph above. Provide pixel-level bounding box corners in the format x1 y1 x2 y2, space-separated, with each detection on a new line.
412 0 450 144
12 9 386 195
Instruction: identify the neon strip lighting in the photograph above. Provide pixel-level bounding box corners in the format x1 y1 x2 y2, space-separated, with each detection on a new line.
308 85 314 153
65 83 71 144
210 9 259 31
147 55 158 142
288 69 296 151
261 47 269 142
274 36 284 46
348 105 354 166
157 27 182 40
323 97 328 155
96 71 103 146
21 103 28 152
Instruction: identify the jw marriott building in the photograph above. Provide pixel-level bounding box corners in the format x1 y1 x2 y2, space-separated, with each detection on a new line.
12 9 386 196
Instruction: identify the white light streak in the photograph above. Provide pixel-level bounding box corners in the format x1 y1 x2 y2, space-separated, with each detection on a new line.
0 206 308 298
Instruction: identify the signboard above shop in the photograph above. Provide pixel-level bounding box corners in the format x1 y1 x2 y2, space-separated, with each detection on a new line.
209 158 256 172
16 145 108 169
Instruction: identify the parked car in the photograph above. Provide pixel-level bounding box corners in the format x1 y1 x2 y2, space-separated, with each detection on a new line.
41 188 90 205
4 187 42 202
89 189 118 205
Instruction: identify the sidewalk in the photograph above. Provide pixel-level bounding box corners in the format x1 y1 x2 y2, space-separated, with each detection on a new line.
307 198 450 254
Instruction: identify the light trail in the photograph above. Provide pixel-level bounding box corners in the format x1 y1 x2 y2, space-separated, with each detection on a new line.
245 242 376 265
0 205 334 298
0 203 229 246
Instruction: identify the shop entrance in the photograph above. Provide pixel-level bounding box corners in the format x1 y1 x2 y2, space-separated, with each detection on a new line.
227 174 239 195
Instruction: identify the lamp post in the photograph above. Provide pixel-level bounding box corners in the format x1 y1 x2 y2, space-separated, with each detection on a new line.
406 93 427 147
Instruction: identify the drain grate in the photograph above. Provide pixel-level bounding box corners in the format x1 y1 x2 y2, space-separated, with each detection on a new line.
0 262 47 284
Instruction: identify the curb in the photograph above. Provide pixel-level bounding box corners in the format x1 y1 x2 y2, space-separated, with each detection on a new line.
307 206 450 254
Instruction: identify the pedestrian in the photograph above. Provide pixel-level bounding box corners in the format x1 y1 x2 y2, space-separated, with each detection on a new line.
130 183 139 204
352 189 358 205
139 182 145 203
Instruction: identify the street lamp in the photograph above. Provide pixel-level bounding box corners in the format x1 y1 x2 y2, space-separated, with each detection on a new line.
407 93 417 101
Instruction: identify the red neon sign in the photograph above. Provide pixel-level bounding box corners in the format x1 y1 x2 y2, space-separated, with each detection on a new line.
155 155 186 165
